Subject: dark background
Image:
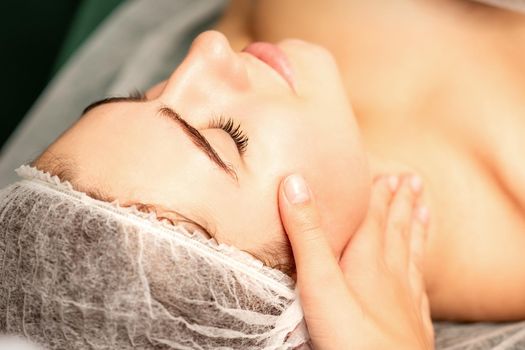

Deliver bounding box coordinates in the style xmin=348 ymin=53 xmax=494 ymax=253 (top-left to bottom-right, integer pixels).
xmin=0 ymin=0 xmax=124 ymax=150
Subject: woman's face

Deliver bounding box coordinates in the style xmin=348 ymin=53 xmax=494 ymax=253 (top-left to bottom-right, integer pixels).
xmin=37 ymin=31 xmax=370 ymax=270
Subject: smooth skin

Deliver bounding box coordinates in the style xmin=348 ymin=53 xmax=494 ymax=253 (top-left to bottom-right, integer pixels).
xmin=279 ymin=174 xmax=434 ymax=349
xmin=216 ymin=0 xmax=525 ymax=322
xmin=34 ymin=32 xmax=370 ymax=274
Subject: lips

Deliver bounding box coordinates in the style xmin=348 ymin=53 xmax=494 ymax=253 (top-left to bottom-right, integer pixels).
xmin=242 ymin=42 xmax=295 ymax=90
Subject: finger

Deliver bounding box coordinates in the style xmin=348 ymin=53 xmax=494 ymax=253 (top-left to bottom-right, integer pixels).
xmin=384 ymin=175 xmax=422 ymax=272
xmin=340 ymin=175 xmax=397 ymax=273
xmin=408 ymin=205 xmax=429 ymax=298
xmin=421 ymin=293 xmax=435 ymax=346
xmin=410 ymin=205 xmax=429 ymax=267
xmin=278 ymin=174 xmax=350 ymax=304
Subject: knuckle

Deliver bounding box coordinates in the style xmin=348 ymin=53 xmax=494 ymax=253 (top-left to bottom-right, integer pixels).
xmin=299 ymin=223 xmax=324 ymax=243
xmin=294 ymin=211 xmax=323 ymax=237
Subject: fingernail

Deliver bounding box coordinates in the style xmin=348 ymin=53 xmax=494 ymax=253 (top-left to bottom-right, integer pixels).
xmin=410 ymin=175 xmax=423 ymax=194
xmin=284 ymin=174 xmax=311 ymax=204
xmin=387 ymin=175 xmax=399 ymax=192
xmin=416 ymin=206 xmax=429 ymax=225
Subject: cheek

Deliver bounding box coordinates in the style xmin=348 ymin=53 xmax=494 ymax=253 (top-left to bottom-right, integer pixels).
xmin=203 ymin=177 xmax=283 ymax=255
xmin=259 ymin=104 xmax=309 ymax=147
xmin=254 ymin=105 xmax=370 ymax=256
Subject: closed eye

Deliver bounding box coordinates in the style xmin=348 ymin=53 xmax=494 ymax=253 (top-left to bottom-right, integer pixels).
xmin=208 ymin=116 xmax=249 ymax=155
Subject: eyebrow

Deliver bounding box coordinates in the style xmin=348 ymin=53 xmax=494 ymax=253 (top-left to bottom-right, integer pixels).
xmin=157 ymin=107 xmax=238 ymax=182
xmin=81 ymin=96 xmax=238 ymax=182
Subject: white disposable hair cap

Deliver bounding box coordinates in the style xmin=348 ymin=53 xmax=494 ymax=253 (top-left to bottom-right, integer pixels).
xmin=0 ymin=165 xmax=310 ymax=349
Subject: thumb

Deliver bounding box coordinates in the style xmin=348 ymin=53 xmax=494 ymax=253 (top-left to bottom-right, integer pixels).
xmin=279 ymin=174 xmax=348 ymax=298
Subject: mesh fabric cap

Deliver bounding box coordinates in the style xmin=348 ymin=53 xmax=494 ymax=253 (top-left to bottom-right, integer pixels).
xmin=0 ymin=166 xmax=309 ymax=349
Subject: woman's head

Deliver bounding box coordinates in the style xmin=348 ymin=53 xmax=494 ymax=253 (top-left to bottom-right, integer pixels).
xmin=34 ymin=31 xmax=370 ymax=272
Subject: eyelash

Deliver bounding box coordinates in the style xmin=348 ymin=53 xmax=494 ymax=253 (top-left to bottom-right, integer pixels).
xmin=129 ymin=91 xmax=249 ymax=154
xmin=209 ymin=117 xmax=249 ymax=155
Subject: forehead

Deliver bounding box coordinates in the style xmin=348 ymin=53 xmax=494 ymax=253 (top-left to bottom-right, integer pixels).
xmin=37 ymin=101 xmax=291 ymax=269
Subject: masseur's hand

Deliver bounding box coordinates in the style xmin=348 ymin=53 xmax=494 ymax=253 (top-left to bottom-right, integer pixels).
xmin=279 ymin=174 xmax=434 ymax=349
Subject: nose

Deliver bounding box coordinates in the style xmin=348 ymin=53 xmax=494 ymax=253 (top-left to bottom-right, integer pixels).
xmin=160 ymin=31 xmax=250 ymax=104
xmin=189 ymin=31 xmax=236 ymax=66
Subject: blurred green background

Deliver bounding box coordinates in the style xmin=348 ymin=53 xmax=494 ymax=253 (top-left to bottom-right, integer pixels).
xmin=0 ymin=0 xmax=125 ymax=150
